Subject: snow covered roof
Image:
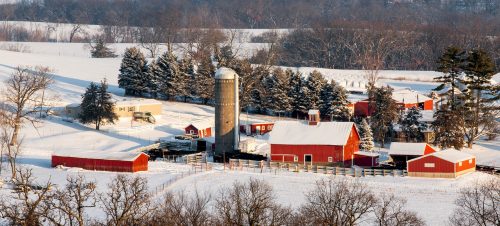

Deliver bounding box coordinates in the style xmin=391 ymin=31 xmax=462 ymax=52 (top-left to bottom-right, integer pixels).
xmin=52 ymin=151 xmax=148 ymax=161
xmin=433 ymin=84 xmax=463 ymax=96
xmin=268 ymin=121 xmax=355 ymax=145
xmin=114 ymin=99 xmax=162 ymax=106
xmin=355 ymin=151 xmax=380 ymax=157
xmin=392 ymin=89 xmax=432 ymax=104
xmin=308 ymin=109 xmax=319 ymax=115
xmin=66 ymin=103 xmax=80 ymax=108
xmin=408 ymin=149 xmax=475 ymax=163
xmin=188 ymin=120 xmax=214 ymax=130
xmin=215 ymin=67 xmax=237 ymax=79
xmin=389 ymin=142 xmax=429 ymax=156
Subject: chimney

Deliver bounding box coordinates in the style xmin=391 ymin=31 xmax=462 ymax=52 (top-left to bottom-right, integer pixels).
xmin=308 ymin=109 xmax=320 ymax=125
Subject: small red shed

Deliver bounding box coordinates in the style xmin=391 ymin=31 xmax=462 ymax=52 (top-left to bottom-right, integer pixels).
xmin=354 ymin=89 xmax=433 ymax=117
xmin=269 ymin=110 xmax=360 ymax=166
xmin=184 ymin=121 xmax=213 ymax=138
xmin=52 ymin=152 xmax=149 ymax=172
xmin=407 ymin=149 xmax=476 ymax=178
xmin=389 ymin=142 xmax=436 ymax=168
xmin=353 ymin=151 xmax=380 ymax=167
xmin=240 ymin=122 xmax=274 ymax=135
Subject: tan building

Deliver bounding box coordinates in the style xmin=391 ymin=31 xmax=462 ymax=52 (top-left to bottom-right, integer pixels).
xmin=65 ymin=99 xmax=162 ymax=119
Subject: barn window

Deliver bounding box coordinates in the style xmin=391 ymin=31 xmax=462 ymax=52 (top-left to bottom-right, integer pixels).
xmin=189 ymin=130 xmax=195 ymax=134
xmin=424 ymin=163 xmax=435 ymax=168
xmin=128 ymin=107 xmax=135 ymax=112
xmin=304 ymin=155 xmax=312 ymax=162
xmin=294 ymin=156 xmax=298 ymax=162
xmin=328 ymin=157 xmax=333 ymax=162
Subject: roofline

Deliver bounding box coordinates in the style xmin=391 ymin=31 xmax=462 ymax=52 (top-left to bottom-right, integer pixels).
xmin=52 ymin=152 xmax=149 ymax=162
xmin=407 ymin=153 xmax=475 ymax=163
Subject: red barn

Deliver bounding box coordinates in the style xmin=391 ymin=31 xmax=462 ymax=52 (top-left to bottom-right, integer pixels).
xmin=354 ymin=89 xmax=433 ymax=117
xmin=240 ymin=122 xmax=274 ymax=135
xmin=184 ymin=121 xmax=213 ymax=138
xmin=269 ymin=111 xmax=360 ymax=166
xmin=407 ymin=150 xmax=476 ymax=178
xmin=52 ymin=152 xmax=149 ymax=172
xmin=389 ymin=142 xmax=436 ymax=168
xmin=353 ymin=151 xmax=380 ymax=167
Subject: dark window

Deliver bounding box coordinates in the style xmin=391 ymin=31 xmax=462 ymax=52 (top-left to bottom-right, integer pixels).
xmin=305 ymin=155 xmax=312 ymax=162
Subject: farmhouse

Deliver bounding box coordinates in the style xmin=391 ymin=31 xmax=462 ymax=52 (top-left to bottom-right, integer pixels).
xmin=389 ymin=142 xmax=436 ymax=168
xmin=269 ymin=110 xmax=360 ymax=166
xmin=184 ymin=121 xmax=214 ymax=138
xmin=407 ymin=150 xmax=476 ymax=178
xmin=354 ymin=89 xmax=433 ymax=117
xmin=51 ymin=152 xmax=149 ymax=172
xmin=240 ymin=122 xmax=274 ymax=135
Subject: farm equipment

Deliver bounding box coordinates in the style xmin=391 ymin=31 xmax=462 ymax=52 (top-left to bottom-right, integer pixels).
xmin=133 ymin=111 xmax=156 ymax=124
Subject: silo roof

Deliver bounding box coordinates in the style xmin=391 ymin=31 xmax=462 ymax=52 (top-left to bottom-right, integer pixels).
xmin=215 ymin=67 xmax=237 ymax=79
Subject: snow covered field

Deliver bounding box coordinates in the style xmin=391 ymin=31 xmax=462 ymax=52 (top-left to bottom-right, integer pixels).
xmin=0 ymin=43 xmax=499 ymax=225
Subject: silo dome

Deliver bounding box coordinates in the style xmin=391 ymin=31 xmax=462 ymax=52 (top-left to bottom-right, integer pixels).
xmin=215 ymin=67 xmax=237 ymax=80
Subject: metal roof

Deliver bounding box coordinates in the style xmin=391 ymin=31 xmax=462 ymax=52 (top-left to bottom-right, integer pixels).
xmin=269 ymin=121 xmax=355 ymax=146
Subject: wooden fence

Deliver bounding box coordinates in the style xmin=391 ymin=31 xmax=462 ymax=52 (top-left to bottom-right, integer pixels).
xmin=229 ymin=159 xmax=407 ymax=177
xmin=150 ymin=162 xmax=212 ymax=197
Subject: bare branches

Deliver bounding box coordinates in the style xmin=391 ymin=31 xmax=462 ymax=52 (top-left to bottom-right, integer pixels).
xmin=152 ymin=190 xmax=213 ymax=226
xmin=374 ymin=194 xmax=425 ymax=226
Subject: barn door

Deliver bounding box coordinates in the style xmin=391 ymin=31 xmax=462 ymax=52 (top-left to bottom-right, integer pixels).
xmin=304 ymin=154 xmax=312 ymax=166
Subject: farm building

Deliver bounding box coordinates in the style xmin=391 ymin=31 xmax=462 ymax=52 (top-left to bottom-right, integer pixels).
xmin=389 ymin=142 xmax=436 ymax=168
xmin=240 ymin=122 xmax=274 ymax=135
xmin=354 ymin=89 xmax=433 ymax=117
xmin=407 ymin=149 xmax=476 ymax=178
xmin=185 ymin=121 xmax=214 ymax=138
xmin=64 ymin=99 xmax=162 ymax=120
xmin=51 ymin=152 xmax=149 ymax=172
xmin=269 ymin=110 xmax=360 ymax=166
xmin=353 ymin=151 xmax=380 ymax=167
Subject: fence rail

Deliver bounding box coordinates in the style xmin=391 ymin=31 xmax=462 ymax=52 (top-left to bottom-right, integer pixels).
xmin=229 ymin=159 xmax=407 ymax=177
xmin=150 ymin=162 xmax=212 ymax=197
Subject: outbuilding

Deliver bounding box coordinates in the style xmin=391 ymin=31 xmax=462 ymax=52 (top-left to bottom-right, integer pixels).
xmin=240 ymin=122 xmax=274 ymax=135
xmin=269 ymin=110 xmax=360 ymax=166
xmin=184 ymin=121 xmax=213 ymax=138
xmin=389 ymin=142 xmax=436 ymax=168
xmin=407 ymin=150 xmax=476 ymax=178
xmin=51 ymin=152 xmax=149 ymax=172
xmin=353 ymin=151 xmax=380 ymax=167
xmin=354 ymin=89 xmax=433 ymax=117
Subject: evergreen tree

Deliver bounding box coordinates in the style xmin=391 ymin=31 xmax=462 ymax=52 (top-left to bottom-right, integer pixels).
xmin=289 ymin=71 xmax=306 ymax=117
xmin=265 ymin=68 xmax=291 ymax=115
xmin=358 ymin=118 xmax=374 ymax=151
xmin=461 ymin=49 xmax=499 ymax=148
xmin=434 ymin=46 xmax=465 ymax=109
xmin=118 ymin=47 xmax=149 ymax=96
xmin=232 ymin=59 xmax=255 ymax=111
xmin=79 ymin=80 xmax=118 ymax=130
xmin=156 ymin=52 xmax=182 ymax=100
xmin=177 ymin=57 xmax=192 ymax=102
xmin=320 ymin=80 xmax=351 ymax=121
xmin=90 ymin=39 xmax=117 ymax=58
xmin=432 ymin=104 xmax=465 ymax=149
xmin=196 ymin=57 xmax=215 ymax=105
xmin=371 ymin=86 xmax=399 ymax=148
xmin=305 ymin=70 xmax=327 ymax=110
xmin=147 ymin=59 xmax=161 ymax=98
xmin=400 ymin=107 xmax=427 ymax=142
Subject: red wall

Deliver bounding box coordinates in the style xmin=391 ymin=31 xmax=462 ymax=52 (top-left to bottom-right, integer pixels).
xmin=354 ymin=155 xmax=379 ymax=167
xmin=344 ymin=125 xmax=360 ymax=164
xmin=408 ymin=155 xmax=455 ymax=173
xmin=185 ymin=125 xmax=199 ymax=135
xmin=424 ymin=100 xmax=433 ymax=110
xmin=424 ymin=144 xmax=436 ymax=155
xmin=354 ymin=101 xmax=373 ymax=117
xmin=184 ymin=125 xmax=212 ymax=138
xmin=240 ymin=123 xmax=274 ymax=135
xmin=52 ymin=154 xmax=149 ymax=172
xmin=455 ymin=158 xmax=475 ymax=172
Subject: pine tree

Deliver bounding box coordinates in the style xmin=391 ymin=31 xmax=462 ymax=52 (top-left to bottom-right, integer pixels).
xmin=434 ymin=46 xmax=465 ymax=109
xmin=400 ymin=107 xmax=427 ymax=142
xmin=196 ymin=57 xmax=215 ymax=105
xmin=289 ymin=71 xmax=306 ymax=117
xmin=266 ymin=68 xmax=291 ymax=116
xmin=147 ymin=59 xmax=161 ymax=98
xmin=305 ymin=70 xmax=326 ymax=110
xmin=371 ymin=86 xmax=399 ymax=148
xmin=79 ymin=80 xmax=118 ymax=130
xmin=90 ymin=39 xmax=117 ymax=58
xmin=358 ymin=118 xmax=374 ymax=151
xmin=118 ymin=47 xmax=149 ymax=96
xmin=432 ymin=104 xmax=465 ymax=149
xmin=156 ymin=52 xmax=181 ymax=100
xmin=320 ymin=80 xmax=351 ymax=121
xmin=232 ymin=59 xmax=255 ymax=111
xmin=177 ymin=57 xmax=191 ymax=102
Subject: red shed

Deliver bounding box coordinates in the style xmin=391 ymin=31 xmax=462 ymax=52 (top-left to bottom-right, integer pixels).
xmin=52 ymin=152 xmax=149 ymax=172
xmin=354 ymin=89 xmax=433 ymax=117
xmin=354 ymin=151 xmax=380 ymax=167
xmin=407 ymin=149 xmax=476 ymax=178
xmin=269 ymin=111 xmax=360 ymax=166
xmin=184 ymin=121 xmax=213 ymax=138
xmin=240 ymin=122 xmax=274 ymax=135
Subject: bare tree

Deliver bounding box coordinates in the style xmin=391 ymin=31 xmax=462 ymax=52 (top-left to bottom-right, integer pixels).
xmin=138 ymin=26 xmax=164 ymax=58
xmin=0 ymin=127 xmax=22 ymax=179
xmin=214 ymin=178 xmax=293 ymax=226
xmin=299 ymin=178 xmax=377 ymax=226
xmin=99 ymin=175 xmax=152 ymax=226
xmin=2 ymin=66 xmax=54 ymax=145
xmin=69 ymin=24 xmax=86 ymax=43
xmin=45 ymin=175 xmax=97 ymax=226
xmin=449 ymin=178 xmax=500 ymax=226
xmin=374 ymin=194 xmax=425 ymax=226
xmin=0 ymin=168 xmax=53 ymax=226
xmin=152 ymin=190 xmax=212 ymax=225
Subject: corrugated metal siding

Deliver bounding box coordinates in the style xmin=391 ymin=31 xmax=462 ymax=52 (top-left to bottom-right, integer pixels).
xmin=270 ymin=144 xmax=343 ymax=163
xmin=408 ymin=155 xmax=454 ymax=173
xmin=424 ymin=144 xmax=436 ymax=155
xmin=455 ymin=157 xmax=475 ymax=172
xmin=52 ymin=154 xmax=148 ymax=172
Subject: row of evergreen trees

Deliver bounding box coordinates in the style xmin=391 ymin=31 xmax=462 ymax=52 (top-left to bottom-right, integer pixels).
xmin=117 ymin=47 xmax=351 ymax=121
